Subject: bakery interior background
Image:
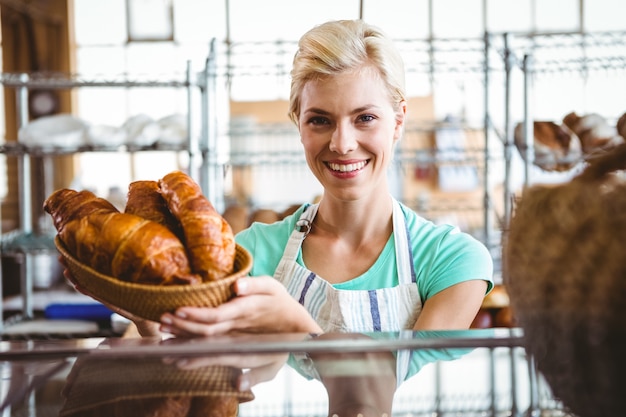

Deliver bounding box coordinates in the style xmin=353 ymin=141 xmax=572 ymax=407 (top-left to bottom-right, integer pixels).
xmin=0 ymin=0 xmax=624 ymax=237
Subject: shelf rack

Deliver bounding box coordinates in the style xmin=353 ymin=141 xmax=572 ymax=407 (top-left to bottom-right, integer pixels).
xmin=0 ymin=54 xmax=221 ymax=326
xmin=484 ymin=31 xmax=626 ymax=289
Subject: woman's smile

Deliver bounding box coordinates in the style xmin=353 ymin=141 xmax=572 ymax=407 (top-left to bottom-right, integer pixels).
xmin=326 ymin=159 xmax=370 ymax=175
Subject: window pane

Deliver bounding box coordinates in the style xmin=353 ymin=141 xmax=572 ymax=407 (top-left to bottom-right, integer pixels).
xmin=127 ymin=0 xmax=174 ymax=41
xmin=125 ymin=42 xmax=182 ymax=74
xmin=174 ymin=0 xmax=227 ymax=42
xmin=432 ymin=0 xmax=483 ymax=38
xmin=75 ymin=47 xmax=128 ymax=125
xmin=228 ymin=0 xmax=360 ymax=42
xmin=536 ymin=0 xmax=579 ymax=32
xmin=75 ymin=46 xmax=127 ymax=76
xmin=74 ymin=0 xmax=127 ymax=45
xmin=584 ymin=0 xmax=626 ymax=31
xmin=486 ymin=0 xmax=532 ymax=34
xmin=363 ymin=0 xmax=430 ymax=39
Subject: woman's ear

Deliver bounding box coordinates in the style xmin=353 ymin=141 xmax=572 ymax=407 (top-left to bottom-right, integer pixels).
xmin=393 ymin=100 xmax=407 ymax=141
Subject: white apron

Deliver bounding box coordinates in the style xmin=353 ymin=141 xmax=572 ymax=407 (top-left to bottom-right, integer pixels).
xmin=275 ymin=199 xmax=422 ymax=384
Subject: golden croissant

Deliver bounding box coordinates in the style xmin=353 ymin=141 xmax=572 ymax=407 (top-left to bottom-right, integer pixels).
xmin=44 ymin=188 xmax=200 ymax=285
xmin=159 ymin=170 xmax=236 ymax=282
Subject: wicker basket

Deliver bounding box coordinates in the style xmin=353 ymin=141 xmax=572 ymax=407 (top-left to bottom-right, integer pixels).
xmin=504 ymin=143 xmax=626 ymax=417
xmin=55 ymin=236 xmax=253 ymax=322
xmin=60 ymin=357 xmax=254 ymax=417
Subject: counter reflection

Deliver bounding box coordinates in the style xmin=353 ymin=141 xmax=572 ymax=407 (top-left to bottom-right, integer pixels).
xmin=54 ymin=329 xmax=514 ymax=417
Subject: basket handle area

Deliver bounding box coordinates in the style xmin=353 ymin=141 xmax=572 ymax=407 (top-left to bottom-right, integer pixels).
xmin=577 ymin=142 xmax=626 ymax=181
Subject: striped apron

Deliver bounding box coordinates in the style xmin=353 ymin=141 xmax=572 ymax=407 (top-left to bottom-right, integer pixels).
xmin=275 ymin=199 xmax=422 ymax=384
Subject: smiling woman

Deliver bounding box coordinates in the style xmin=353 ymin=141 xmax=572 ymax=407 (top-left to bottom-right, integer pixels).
xmin=97 ymin=21 xmax=495 ymax=359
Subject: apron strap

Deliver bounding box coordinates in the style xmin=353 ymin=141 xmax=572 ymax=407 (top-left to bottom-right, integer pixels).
xmin=275 ymin=204 xmax=318 ymax=275
xmin=391 ymin=200 xmax=416 ymax=386
xmin=392 ymin=199 xmax=416 ymax=284
xmin=278 ymin=200 xmax=414 ymax=286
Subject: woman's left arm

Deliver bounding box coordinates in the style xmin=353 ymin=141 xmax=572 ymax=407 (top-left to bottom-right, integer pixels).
xmin=159 ymin=276 xmax=324 ymax=337
xmin=412 ymin=280 xmax=487 ymax=330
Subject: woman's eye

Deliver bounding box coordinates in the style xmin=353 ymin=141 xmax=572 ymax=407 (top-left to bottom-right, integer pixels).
xmin=308 ymin=116 xmax=329 ymax=125
xmin=358 ymin=114 xmax=375 ymax=123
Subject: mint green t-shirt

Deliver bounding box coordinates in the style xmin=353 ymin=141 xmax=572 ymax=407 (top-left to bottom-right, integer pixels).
xmin=235 ymin=202 xmax=494 ymax=304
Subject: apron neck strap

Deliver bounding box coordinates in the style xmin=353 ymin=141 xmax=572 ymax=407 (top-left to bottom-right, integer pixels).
xmin=283 ymin=200 xmax=415 ymax=283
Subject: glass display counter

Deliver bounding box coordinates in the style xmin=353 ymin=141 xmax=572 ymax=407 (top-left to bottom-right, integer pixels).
xmin=0 ymin=328 xmax=571 ymax=417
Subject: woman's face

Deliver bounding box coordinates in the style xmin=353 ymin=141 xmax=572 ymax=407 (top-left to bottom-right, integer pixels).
xmin=297 ymin=67 xmax=406 ymax=202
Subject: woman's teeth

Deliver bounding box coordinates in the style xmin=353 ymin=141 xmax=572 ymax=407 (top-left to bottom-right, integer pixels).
xmin=328 ymin=161 xmax=366 ymax=172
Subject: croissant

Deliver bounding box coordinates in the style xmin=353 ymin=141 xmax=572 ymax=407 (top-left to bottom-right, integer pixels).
xmin=563 ymin=111 xmax=624 ymax=154
xmin=45 ymin=189 xmax=200 ymax=286
xmin=514 ymin=121 xmax=582 ymax=171
xmin=125 ymin=180 xmax=184 ymax=241
xmin=44 ymin=188 xmax=119 ymax=235
xmin=159 ymin=170 xmax=235 ymax=281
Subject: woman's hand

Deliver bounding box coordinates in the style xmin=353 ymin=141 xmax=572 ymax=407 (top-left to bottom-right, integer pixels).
xmin=159 ymin=276 xmax=323 ymax=337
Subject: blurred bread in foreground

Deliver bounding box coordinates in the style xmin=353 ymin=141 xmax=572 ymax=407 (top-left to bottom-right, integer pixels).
xmin=504 ymin=142 xmax=626 ymax=417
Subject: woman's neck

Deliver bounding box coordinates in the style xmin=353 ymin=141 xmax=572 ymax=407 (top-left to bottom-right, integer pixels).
xmin=313 ymin=193 xmax=394 ymax=243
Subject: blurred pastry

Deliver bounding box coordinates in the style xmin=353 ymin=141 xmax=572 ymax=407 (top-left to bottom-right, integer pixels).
xmin=563 ymin=111 xmax=624 ymax=155
xmin=222 ymin=203 xmax=249 ymax=235
xmin=249 ymin=208 xmax=280 ymax=225
xmin=514 ymin=120 xmax=582 ymax=171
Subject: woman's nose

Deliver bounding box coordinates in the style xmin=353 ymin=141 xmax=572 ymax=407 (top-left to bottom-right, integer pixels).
xmin=329 ymin=123 xmax=357 ymax=155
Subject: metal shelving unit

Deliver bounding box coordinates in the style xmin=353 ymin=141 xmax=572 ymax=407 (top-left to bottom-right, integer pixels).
xmin=487 ymin=30 xmax=626 ymax=287
xmin=491 ymin=30 xmax=626 ymax=202
xmin=0 ymin=54 xmax=219 ymax=327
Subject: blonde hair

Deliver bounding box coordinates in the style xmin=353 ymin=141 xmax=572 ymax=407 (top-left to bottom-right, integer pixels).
xmin=288 ymin=19 xmax=406 ymax=124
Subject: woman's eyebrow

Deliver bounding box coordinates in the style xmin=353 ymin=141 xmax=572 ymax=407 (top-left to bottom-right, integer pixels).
xmin=303 ymin=104 xmax=380 ymax=115
xmin=302 ymin=107 xmax=330 ymax=115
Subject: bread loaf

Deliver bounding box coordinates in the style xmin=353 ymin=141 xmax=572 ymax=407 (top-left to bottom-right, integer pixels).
xmin=45 ymin=188 xmax=119 ymax=235
xmin=159 ymin=171 xmax=236 ymax=281
xmin=125 ymin=180 xmax=184 ymax=241
xmin=44 ymin=189 xmax=200 ymax=286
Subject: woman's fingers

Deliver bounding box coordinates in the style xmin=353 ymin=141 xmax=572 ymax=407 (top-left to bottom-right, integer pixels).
xmin=160 ymin=315 xmax=235 ymax=337
xmin=234 ymin=276 xmax=286 ymax=296
xmin=160 ymin=278 xmax=281 ymax=336
xmin=160 ymin=275 xmax=322 ymax=336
